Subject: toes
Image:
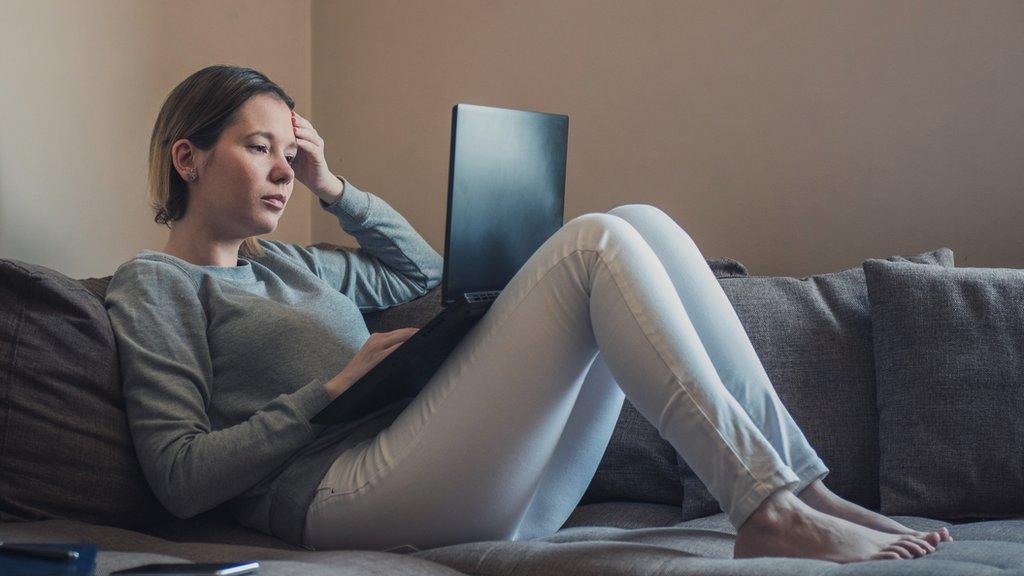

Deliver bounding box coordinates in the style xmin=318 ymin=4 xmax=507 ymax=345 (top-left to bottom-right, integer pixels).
xmin=906 ymin=535 xmax=935 ymax=553
xmin=897 ymin=539 xmax=928 ymax=558
xmin=887 ymin=543 xmax=914 ymax=559
xmin=872 ymin=551 xmax=903 ymax=561
xmin=941 ymin=527 xmax=954 ymax=542
xmin=918 ymin=530 xmax=942 ymax=547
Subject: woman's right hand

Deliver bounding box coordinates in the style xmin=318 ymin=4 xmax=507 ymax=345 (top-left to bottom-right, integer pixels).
xmin=324 ymin=327 xmax=419 ymax=399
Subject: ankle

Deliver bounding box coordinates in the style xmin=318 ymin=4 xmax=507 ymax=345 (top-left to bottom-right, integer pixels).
xmin=796 ymin=479 xmax=833 ymax=508
xmin=739 ymin=487 xmax=803 ymax=534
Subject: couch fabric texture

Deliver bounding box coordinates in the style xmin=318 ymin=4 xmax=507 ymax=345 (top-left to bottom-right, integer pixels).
xmin=864 ymin=258 xmax=1024 ymax=520
xmin=5 ymin=502 xmax=1024 ymax=575
xmin=0 ymin=259 xmax=171 ymax=528
xmin=3 ymin=245 xmax=1024 ymax=576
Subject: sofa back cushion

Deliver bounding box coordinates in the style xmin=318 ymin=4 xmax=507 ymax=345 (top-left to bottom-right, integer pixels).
xmin=675 ymin=248 xmax=955 ymax=520
xmin=0 ymin=259 xmax=170 ymax=527
xmin=865 ymin=260 xmax=1024 ymax=519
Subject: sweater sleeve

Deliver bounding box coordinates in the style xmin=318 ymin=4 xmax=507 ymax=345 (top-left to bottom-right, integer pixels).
xmin=104 ymin=259 xmax=334 ymax=519
xmin=260 ymin=175 xmax=443 ymax=313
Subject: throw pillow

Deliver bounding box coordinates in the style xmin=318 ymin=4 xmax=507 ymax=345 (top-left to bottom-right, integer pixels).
xmin=0 ymin=259 xmax=171 ymax=527
xmin=676 ymin=248 xmax=955 ymax=520
xmin=865 ymin=259 xmax=1024 ymax=519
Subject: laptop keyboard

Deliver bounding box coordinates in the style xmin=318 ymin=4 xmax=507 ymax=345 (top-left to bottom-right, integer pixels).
xmin=464 ymin=290 xmax=501 ymax=303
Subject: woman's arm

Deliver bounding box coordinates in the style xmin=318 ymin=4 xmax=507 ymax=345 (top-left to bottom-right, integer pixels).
xmin=104 ymin=259 xmax=333 ymax=519
xmin=262 ymin=175 xmax=444 ymax=312
xmin=284 ymin=112 xmax=442 ymax=310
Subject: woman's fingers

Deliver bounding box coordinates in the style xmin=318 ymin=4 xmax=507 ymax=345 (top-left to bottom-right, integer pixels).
xmin=292 ymin=125 xmax=324 ymax=146
xmin=379 ymin=331 xmax=418 ymax=358
xmin=292 ymin=110 xmax=312 ymax=129
xmin=373 ymin=328 xmax=419 ymax=347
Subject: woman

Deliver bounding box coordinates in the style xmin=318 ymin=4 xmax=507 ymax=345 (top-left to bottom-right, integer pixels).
xmin=105 ymin=65 xmax=950 ymax=563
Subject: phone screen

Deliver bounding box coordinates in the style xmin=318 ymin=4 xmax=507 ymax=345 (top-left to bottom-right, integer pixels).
xmin=110 ymin=561 xmax=260 ymax=575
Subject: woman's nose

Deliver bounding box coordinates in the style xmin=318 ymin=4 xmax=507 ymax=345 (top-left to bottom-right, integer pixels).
xmin=274 ymin=160 xmax=293 ymax=183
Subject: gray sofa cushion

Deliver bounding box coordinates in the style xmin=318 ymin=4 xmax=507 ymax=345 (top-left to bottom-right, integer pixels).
xmin=5 ymin=499 xmax=1024 ymax=575
xmin=0 ymin=519 xmax=464 ymax=575
xmin=676 ymin=248 xmax=955 ymax=520
xmin=414 ymin=508 xmax=1024 ymax=576
xmin=0 ymin=259 xmax=171 ymax=528
xmin=864 ymin=259 xmax=1024 ymax=520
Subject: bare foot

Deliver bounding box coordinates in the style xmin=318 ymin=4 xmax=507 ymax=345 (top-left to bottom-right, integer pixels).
xmin=734 ymin=487 xmax=941 ymax=563
xmin=797 ymin=479 xmax=953 ymax=545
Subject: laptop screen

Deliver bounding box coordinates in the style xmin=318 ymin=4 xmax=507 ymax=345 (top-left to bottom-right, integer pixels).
xmin=442 ymin=103 xmax=569 ymax=306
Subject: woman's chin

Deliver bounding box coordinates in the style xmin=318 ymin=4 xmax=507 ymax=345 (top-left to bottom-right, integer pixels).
xmin=255 ymin=214 xmax=280 ymax=233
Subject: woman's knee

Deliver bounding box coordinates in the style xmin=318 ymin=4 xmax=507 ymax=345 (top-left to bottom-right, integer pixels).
xmin=607 ymin=204 xmax=697 ymax=248
xmin=607 ymin=203 xmax=667 ymax=222
xmin=558 ymin=212 xmax=641 ymax=252
xmin=609 ymin=203 xmax=690 ymax=232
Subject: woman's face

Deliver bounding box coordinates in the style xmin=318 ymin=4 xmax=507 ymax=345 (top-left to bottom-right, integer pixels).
xmin=176 ymin=93 xmax=297 ymax=238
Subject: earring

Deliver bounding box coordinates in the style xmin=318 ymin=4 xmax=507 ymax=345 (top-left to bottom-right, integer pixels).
xmin=187 ymin=168 xmax=197 ymax=181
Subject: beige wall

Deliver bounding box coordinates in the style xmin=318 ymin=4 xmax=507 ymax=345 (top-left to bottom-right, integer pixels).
xmin=0 ymin=0 xmax=313 ymax=279
xmin=312 ymin=0 xmax=1024 ymax=276
xmin=1 ymin=1 xmax=1022 ymax=279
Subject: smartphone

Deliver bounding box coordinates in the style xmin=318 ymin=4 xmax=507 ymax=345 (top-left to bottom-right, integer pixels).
xmin=109 ymin=561 xmax=260 ymax=575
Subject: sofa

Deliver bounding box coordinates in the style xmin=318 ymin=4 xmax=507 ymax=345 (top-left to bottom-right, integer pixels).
xmin=2 ymin=242 xmax=1024 ymax=575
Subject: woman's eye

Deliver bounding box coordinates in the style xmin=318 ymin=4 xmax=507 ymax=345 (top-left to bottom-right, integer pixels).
xmin=251 ymin=145 xmax=294 ymax=165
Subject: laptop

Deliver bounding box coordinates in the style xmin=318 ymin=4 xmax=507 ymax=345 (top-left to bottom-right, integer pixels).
xmin=311 ymin=103 xmax=569 ymax=426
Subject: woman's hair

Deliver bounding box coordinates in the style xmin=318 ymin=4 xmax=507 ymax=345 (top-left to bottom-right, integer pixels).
xmin=147 ymin=65 xmax=296 ymax=260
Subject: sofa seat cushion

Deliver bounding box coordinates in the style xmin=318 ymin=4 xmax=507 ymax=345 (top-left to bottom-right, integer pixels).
xmin=6 ymin=506 xmax=1024 ymax=575
xmin=0 ymin=518 xmax=461 ymax=574
xmin=415 ymin=510 xmax=1024 ymax=576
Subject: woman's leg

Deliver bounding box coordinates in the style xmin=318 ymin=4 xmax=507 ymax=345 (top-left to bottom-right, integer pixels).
xmin=302 ymin=211 xmax=801 ymax=552
xmin=508 ymin=352 xmax=625 ymax=540
xmin=604 ymin=205 xmax=830 ymax=495
xmin=517 ymin=206 xmax=942 ymax=559
xmin=513 ymin=205 xmax=830 ymax=538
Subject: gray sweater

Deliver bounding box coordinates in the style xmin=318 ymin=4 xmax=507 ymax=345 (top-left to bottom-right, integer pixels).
xmin=104 ymin=177 xmax=443 ymax=548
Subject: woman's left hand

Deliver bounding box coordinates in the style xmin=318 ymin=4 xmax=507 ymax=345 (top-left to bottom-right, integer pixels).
xmin=291 ymin=110 xmax=343 ymax=201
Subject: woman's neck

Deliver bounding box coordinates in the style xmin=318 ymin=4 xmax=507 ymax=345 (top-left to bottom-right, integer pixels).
xmin=163 ymin=218 xmax=243 ymax=267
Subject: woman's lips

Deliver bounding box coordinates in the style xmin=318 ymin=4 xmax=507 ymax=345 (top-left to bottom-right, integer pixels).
xmin=262 ymin=197 xmax=285 ymax=210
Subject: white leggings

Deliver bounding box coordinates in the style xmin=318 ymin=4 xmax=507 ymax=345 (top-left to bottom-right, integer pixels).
xmin=302 ymin=204 xmax=829 ymax=552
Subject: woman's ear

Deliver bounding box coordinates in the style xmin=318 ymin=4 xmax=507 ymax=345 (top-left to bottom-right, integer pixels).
xmin=170 ymin=139 xmax=197 ymax=178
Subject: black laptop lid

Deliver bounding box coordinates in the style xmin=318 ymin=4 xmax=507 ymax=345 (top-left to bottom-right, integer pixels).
xmin=441 ymin=103 xmax=568 ymax=306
